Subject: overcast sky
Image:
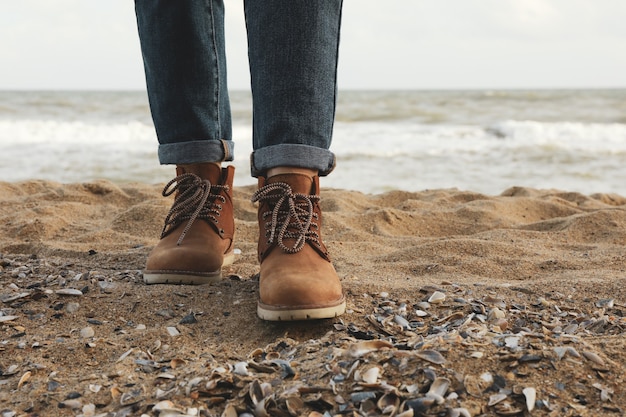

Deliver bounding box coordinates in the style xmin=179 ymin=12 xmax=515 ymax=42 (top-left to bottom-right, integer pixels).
xmin=2 ymin=0 xmax=626 ymax=90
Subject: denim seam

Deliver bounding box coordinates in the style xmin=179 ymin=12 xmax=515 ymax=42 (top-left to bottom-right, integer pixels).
xmin=208 ymin=0 xmax=222 ymax=140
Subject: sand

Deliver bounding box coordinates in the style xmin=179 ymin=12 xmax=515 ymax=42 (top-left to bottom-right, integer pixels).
xmin=0 ymin=179 xmax=624 ymax=415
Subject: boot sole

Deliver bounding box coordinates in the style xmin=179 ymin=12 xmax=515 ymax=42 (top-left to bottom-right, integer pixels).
xmin=257 ymin=297 xmax=346 ymax=321
xmin=143 ymin=251 xmax=235 ymax=285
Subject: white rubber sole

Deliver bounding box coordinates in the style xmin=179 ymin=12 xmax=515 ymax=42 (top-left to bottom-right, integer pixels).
xmin=143 ymin=251 xmax=235 ymax=285
xmin=257 ymin=297 xmax=346 ymax=321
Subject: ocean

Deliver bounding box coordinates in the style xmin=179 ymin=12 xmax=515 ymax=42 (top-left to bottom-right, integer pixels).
xmin=1 ymin=89 xmax=625 ymax=196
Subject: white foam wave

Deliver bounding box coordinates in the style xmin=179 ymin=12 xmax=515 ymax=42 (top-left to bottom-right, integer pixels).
xmin=2 ymin=118 xmax=626 ymax=194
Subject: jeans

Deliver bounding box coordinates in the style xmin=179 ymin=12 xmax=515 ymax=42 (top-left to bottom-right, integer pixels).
xmin=135 ymin=0 xmax=343 ymax=177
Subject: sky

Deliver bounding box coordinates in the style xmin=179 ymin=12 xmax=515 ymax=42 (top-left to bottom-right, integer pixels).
xmin=2 ymin=0 xmax=626 ymax=91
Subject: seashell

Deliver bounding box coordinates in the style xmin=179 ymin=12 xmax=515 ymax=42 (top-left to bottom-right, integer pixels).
xmin=233 ymin=361 xmax=249 ymax=376
xmin=119 ymin=389 xmax=144 ymax=406
xmin=436 ymin=311 xmax=465 ymax=324
xmin=523 ymin=387 xmax=536 ymax=412
xmin=428 ymin=291 xmax=446 ymax=304
xmin=4 ymin=365 xmax=19 ymax=376
xmin=88 ymin=384 xmax=101 ymax=393
xmin=464 ymin=374 xmax=491 ymax=397
xmin=152 ymin=400 xmax=181 ymax=412
xmin=221 ymin=403 xmax=238 ymax=417
xmin=268 ymin=359 xmax=296 ymax=379
xmin=493 ymin=401 xmax=524 ymax=415
xmin=55 ymin=288 xmax=84 ymax=296
xmin=377 ymin=392 xmax=400 ymax=414
xmin=59 ymin=399 xmax=82 ymax=409
xmin=553 ymin=347 xmax=567 ymax=360
xmin=110 ymin=385 xmax=122 ymax=400
xmin=248 ymin=379 xmax=273 ymax=406
xmin=449 ymin=408 xmax=472 ymax=417
xmin=350 ymin=391 xmax=377 ymax=403
xmin=394 ymin=315 xmax=410 ymax=329
xmin=360 ymin=366 xmax=380 ymax=384
xmin=469 ymin=351 xmax=484 ymax=358
xmin=415 ymin=349 xmax=446 ymax=365
xmin=414 ymin=309 xmax=429 ymax=317
xmin=285 ymin=396 xmax=304 ymax=416
xmin=518 ymin=354 xmax=542 ymax=363
xmin=582 ymin=351 xmax=605 ymax=366
xmin=488 ymin=308 xmax=506 ymax=321
xmin=415 ymin=301 xmax=431 ymax=310
xmin=166 ymin=326 xmax=180 ymax=337
xmin=80 ymin=327 xmax=95 ymax=338
xmin=0 ymin=315 xmax=18 ymax=322
xmin=425 ymin=377 xmax=450 ymax=404
xmin=170 ymin=358 xmax=186 ymax=368
xmin=17 ymin=371 xmax=31 ymax=389
xmin=562 ymin=323 xmax=578 ymax=334
xmin=488 ymin=393 xmax=508 ymax=406
xmin=81 ymin=403 xmax=96 ymax=417
xmin=347 ymin=340 xmax=393 ymax=357
xmin=595 ymin=298 xmax=614 ymax=308
xmin=404 ymin=397 xmax=436 ymax=413
xmin=504 ymin=336 xmax=520 ymax=349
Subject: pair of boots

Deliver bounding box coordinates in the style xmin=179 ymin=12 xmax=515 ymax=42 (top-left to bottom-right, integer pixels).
xmin=144 ymin=164 xmax=345 ymax=321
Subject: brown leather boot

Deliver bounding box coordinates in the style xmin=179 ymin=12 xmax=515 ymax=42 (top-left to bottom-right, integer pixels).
xmin=252 ymin=173 xmax=345 ymax=321
xmin=144 ymin=164 xmax=235 ymax=285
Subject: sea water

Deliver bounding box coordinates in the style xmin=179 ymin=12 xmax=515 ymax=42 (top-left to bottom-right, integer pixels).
xmin=1 ymin=89 xmax=625 ymax=195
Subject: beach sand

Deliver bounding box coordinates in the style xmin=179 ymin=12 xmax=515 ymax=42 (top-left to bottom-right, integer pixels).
xmin=0 ymin=180 xmax=624 ymax=415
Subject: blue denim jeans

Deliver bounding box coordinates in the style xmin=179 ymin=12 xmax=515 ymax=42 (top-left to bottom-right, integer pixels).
xmin=135 ymin=0 xmax=342 ymax=177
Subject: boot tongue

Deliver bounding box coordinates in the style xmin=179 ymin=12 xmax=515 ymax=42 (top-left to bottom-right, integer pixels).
xmin=266 ymin=173 xmax=314 ymax=195
xmin=177 ymin=163 xmax=223 ymax=185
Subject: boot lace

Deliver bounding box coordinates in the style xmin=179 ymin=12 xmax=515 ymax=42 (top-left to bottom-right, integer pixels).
xmin=252 ymin=182 xmax=321 ymax=253
xmin=160 ymin=173 xmax=228 ymax=245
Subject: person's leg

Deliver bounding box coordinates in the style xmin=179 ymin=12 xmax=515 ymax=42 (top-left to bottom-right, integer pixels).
xmin=135 ymin=0 xmax=235 ymax=285
xmin=135 ymin=0 xmax=233 ymax=164
xmin=245 ymin=0 xmax=345 ymax=320
xmin=245 ymin=0 xmax=341 ymax=176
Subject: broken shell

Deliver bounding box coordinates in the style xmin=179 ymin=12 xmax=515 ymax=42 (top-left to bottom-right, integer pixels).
xmin=80 ymin=326 xmax=95 ymax=338
xmin=428 ymin=291 xmax=446 ymax=304
xmin=59 ymin=399 xmax=82 ymax=409
xmin=17 ymin=371 xmax=31 ymax=389
xmin=582 ymin=351 xmax=605 ymax=366
xmin=233 ymin=361 xmax=249 ymax=376
xmin=493 ymin=401 xmax=524 ymax=415
xmin=170 ymin=358 xmax=186 ymax=368
xmin=55 ymin=288 xmax=84 ymax=296
xmin=488 ymin=393 xmax=508 ymax=406
xmin=166 ymin=326 xmax=180 ymax=337
xmin=595 ymin=298 xmax=614 ymax=308
xmin=119 ymin=389 xmax=144 ymax=406
xmin=360 ymin=366 xmax=380 ymax=384
xmin=415 ymin=349 xmax=446 ymax=365
xmin=523 ymin=387 xmax=536 ymax=412
xmin=377 ymin=392 xmax=400 ymax=414
xmin=426 ymin=377 xmax=450 ymax=404
xmin=347 ymin=340 xmax=393 ymax=357
xmin=221 ymin=403 xmax=238 ymax=417
xmin=488 ymin=307 xmax=505 ymax=321
xmin=285 ymin=396 xmax=304 ymax=416
xmin=449 ymin=408 xmax=472 ymax=417
xmin=464 ymin=374 xmax=491 ymax=397
xmin=404 ymin=397 xmax=436 ymax=414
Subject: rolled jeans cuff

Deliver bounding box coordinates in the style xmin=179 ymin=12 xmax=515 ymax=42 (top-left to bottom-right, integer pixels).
xmin=250 ymin=144 xmax=336 ymax=177
xmin=158 ymin=139 xmax=234 ymax=165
